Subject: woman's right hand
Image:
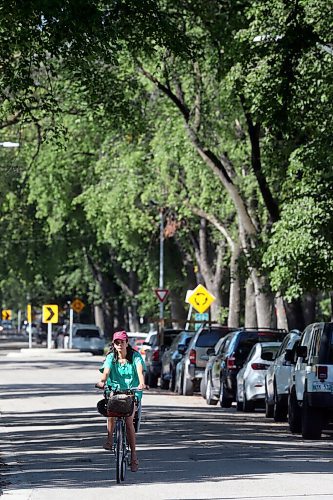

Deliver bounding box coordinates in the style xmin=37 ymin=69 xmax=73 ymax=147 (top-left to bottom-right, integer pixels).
xmin=95 ymin=381 xmax=105 ymax=389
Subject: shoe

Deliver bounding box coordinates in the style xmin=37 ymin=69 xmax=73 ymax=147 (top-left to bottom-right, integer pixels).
xmin=103 ymin=439 xmax=113 ymax=451
xmin=130 ymin=458 xmax=139 ymax=472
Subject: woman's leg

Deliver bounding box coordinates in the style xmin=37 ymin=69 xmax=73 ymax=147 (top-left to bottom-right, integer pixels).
xmin=126 ymin=407 xmax=138 ymax=471
xmin=104 ymin=417 xmax=115 ymax=449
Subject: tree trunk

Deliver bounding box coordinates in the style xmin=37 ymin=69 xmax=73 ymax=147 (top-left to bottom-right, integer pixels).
xmin=302 ymin=292 xmax=316 ymax=325
xmin=169 ymin=290 xmax=187 ymax=328
xmin=127 ymin=300 xmax=140 ymax=332
xmin=245 ymin=276 xmax=257 ymax=328
xmin=94 ymin=304 xmax=105 ymax=333
xmin=85 ymin=253 xmax=115 ymax=339
xmin=190 ymin=218 xmax=226 ymax=323
xmin=228 ymin=243 xmax=241 ymax=327
xmin=274 ymin=294 xmax=289 ymax=331
xmin=251 ymin=271 xmax=275 ymax=327
xmin=284 ymin=298 xmax=305 ymax=331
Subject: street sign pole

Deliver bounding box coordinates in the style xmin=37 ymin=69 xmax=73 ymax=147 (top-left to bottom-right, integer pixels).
xmin=17 ymin=309 xmax=21 ymax=334
xmin=27 ymin=304 xmax=32 ymax=349
xmin=159 ymin=209 xmax=164 ymax=345
xmin=47 ymin=322 xmax=52 ymax=349
xmin=185 ymin=304 xmax=193 ymax=331
xmin=69 ymin=307 xmax=73 ymax=349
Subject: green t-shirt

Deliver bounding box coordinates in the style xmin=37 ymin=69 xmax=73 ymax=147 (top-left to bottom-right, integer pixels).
xmin=100 ymin=351 xmax=146 ymax=400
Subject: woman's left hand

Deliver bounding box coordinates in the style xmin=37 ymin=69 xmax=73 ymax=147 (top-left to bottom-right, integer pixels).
xmin=137 ymin=383 xmax=147 ymax=390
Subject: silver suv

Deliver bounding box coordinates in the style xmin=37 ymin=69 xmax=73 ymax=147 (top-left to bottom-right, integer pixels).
xmin=288 ymin=322 xmax=333 ymax=439
xmin=178 ymin=325 xmax=234 ymax=396
xmin=265 ymin=329 xmax=301 ymax=421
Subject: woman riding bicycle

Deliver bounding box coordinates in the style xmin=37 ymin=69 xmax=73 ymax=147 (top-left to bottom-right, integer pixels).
xmin=96 ymin=330 xmax=146 ymax=472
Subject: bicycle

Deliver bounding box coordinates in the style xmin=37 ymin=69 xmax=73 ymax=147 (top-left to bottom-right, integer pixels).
xmin=96 ymin=385 xmax=142 ymax=484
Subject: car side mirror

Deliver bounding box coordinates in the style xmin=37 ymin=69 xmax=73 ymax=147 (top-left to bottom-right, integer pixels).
xmin=296 ymin=345 xmax=307 ymax=359
xmin=177 ymin=344 xmax=187 ymax=355
xmin=206 ymin=347 xmax=216 ymax=356
xmin=284 ymin=349 xmax=293 ymax=364
xmin=261 ymin=351 xmax=274 ymax=361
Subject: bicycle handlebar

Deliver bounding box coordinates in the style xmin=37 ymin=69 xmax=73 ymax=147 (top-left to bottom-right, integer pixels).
xmin=95 ymin=384 xmax=146 ymax=392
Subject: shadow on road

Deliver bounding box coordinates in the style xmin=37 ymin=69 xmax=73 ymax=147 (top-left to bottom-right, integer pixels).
xmin=1 ymin=380 xmax=333 ymax=491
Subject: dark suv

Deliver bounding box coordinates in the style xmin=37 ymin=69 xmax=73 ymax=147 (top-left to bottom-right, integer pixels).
xmin=178 ymin=325 xmax=237 ymax=396
xmin=160 ymin=330 xmax=195 ymax=390
xmin=144 ymin=328 xmax=182 ymax=388
xmin=209 ymin=328 xmax=287 ymax=407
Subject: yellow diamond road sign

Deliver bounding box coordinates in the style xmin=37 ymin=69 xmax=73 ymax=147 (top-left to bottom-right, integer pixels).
xmin=71 ymin=298 xmax=85 ymax=314
xmin=42 ymin=304 xmax=58 ymax=324
xmin=2 ymin=309 xmax=12 ymax=321
xmin=187 ymin=284 xmax=216 ymax=314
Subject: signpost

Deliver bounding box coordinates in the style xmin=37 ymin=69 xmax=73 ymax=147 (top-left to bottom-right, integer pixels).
xmin=187 ymin=284 xmax=216 ymax=314
xmin=71 ymin=298 xmax=85 ymax=314
xmin=194 ymin=312 xmax=209 ymax=330
xmin=2 ymin=309 xmax=12 ymax=321
xmin=42 ymin=304 xmax=59 ymax=349
xmin=154 ymin=289 xmax=169 ymax=303
xmin=27 ymin=304 xmax=32 ymax=348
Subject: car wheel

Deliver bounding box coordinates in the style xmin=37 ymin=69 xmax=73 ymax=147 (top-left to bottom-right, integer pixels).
xmin=243 ymin=386 xmax=255 ymax=412
xmin=235 ymin=391 xmax=243 ymax=412
xmin=273 ymin=384 xmax=287 ymax=422
xmin=301 ymin=392 xmax=323 ymax=439
xmin=200 ymin=377 xmax=206 ymax=399
xmin=177 ymin=374 xmax=183 ymax=395
xmin=183 ymin=375 xmax=194 ymax=396
xmin=219 ymin=380 xmax=232 ymax=408
xmin=170 ymin=370 xmax=176 ymax=392
xmin=265 ymin=397 xmax=274 ymax=418
xmin=206 ymin=378 xmax=218 ymax=406
xmin=288 ymin=386 xmax=302 ymax=434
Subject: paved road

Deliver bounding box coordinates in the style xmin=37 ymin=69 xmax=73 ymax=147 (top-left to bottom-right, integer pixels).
xmin=1 ymin=352 xmax=333 ymax=500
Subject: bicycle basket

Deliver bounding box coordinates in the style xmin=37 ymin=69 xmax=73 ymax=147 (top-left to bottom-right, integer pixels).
xmin=97 ymin=399 xmax=108 ymax=417
xmin=106 ymin=392 xmax=135 ymax=417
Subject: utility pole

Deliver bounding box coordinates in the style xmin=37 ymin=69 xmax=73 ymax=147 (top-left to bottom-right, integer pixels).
xmin=159 ymin=209 xmax=165 ymax=346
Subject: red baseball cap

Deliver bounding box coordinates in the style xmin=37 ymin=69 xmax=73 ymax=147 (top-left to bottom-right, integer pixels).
xmin=113 ymin=330 xmax=128 ymax=342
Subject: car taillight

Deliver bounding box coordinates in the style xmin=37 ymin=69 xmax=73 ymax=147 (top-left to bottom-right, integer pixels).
xmin=316 ymin=365 xmax=328 ymax=380
xmin=152 ymin=348 xmax=159 ymax=361
xmin=189 ymin=349 xmax=196 ymax=364
xmin=251 ymin=363 xmax=269 ymax=370
xmin=227 ymin=356 xmax=236 ymax=369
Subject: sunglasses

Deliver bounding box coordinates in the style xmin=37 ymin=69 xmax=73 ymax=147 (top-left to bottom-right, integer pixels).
xmin=114 ymin=339 xmax=127 ymax=345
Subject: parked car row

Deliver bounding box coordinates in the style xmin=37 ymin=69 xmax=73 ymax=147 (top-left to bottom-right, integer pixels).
xmin=158 ymin=321 xmax=333 ymax=440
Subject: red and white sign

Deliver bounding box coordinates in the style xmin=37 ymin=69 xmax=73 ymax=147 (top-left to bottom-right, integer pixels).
xmin=154 ymin=288 xmax=169 ymax=303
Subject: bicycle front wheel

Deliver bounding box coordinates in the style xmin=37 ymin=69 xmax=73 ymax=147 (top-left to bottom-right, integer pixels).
xmin=115 ymin=420 xmax=124 ymax=484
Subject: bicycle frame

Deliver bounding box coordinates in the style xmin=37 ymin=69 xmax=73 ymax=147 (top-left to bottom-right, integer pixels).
xmin=114 ymin=416 xmax=130 ymax=483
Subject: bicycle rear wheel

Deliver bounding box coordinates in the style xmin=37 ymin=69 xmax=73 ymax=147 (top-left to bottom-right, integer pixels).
xmin=121 ymin=438 xmax=127 ymax=481
xmin=115 ymin=420 xmax=124 ymax=484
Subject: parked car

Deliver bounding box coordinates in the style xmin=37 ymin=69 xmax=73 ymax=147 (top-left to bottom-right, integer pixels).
xmin=236 ymin=342 xmax=281 ymax=412
xmin=204 ymin=335 xmax=233 ymax=405
xmin=288 ymin=322 xmax=333 ymax=439
xmin=208 ymin=327 xmax=287 ymax=408
xmin=176 ymin=325 xmax=235 ymax=396
xmin=70 ymin=323 xmax=105 ymax=355
xmin=265 ymin=329 xmax=301 ymax=421
xmin=144 ymin=328 xmax=183 ymax=387
xmin=160 ymin=330 xmax=195 ymax=390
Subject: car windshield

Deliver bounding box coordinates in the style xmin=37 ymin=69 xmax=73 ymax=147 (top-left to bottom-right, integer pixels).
xmin=196 ymin=329 xmax=225 ymax=348
xmin=75 ymin=329 xmax=100 ymax=338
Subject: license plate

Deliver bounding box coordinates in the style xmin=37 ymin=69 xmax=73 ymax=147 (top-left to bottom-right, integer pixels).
xmin=312 ymin=382 xmax=333 ymax=392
